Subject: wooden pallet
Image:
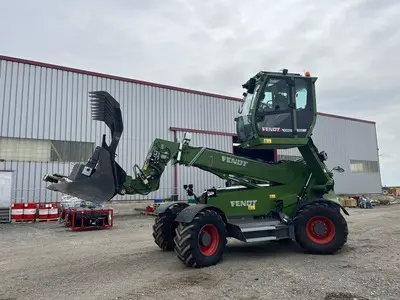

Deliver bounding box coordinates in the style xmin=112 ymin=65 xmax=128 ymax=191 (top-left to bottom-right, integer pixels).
xmin=36 ymin=218 xmax=59 ymax=222
xmin=11 ymin=219 xmax=36 ymax=223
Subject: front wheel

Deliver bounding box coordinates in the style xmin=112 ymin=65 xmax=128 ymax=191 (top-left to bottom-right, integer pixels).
xmin=152 ymin=205 xmax=186 ymax=251
xmin=173 ymin=209 xmax=227 ymax=268
xmin=294 ymin=202 xmax=348 ymax=254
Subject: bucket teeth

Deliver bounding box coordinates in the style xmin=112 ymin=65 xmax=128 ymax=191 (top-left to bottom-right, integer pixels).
xmin=87 ymin=91 xmax=123 ymax=135
xmin=89 ymin=91 xmax=112 ymax=122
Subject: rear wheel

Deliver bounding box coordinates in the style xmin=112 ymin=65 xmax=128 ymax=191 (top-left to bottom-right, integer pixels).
xmin=294 ymin=202 xmax=348 ymax=254
xmin=152 ymin=205 xmax=185 ymax=251
xmin=174 ymin=209 xmax=227 ymax=268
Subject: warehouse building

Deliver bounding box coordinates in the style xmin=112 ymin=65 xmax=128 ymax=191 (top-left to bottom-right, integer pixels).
xmin=0 ymin=55 xmax=382 ymax=204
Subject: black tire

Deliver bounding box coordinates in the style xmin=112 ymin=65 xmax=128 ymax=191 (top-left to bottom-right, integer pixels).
xmin=152 ymin=207 xmax=184 ymax=251
xmin=173 ymin=209 xmax=227 ymax=268
xmin=294 ymin=202 xmax=348 ymax=254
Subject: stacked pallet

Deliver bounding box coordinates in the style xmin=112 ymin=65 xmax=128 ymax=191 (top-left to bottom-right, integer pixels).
xmin=0 ymin=207 xmax=10 ymax=223
xmin=345 ymin=198 xmax=357 ymax=208
xmin=338 ymin=198 xmax=357 ymax=208
xmin=339 ymin=198 xmax=357 ymax=208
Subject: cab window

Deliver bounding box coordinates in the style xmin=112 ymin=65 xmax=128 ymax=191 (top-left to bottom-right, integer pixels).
xmin=295 ymin=78 xmax=308 ymax=109
xmin=256 ymin=78 xmax=290 ymax=113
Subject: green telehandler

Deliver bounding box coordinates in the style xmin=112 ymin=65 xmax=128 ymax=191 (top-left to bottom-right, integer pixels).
xmin=43 ymin=69 xmax=349 ymax=268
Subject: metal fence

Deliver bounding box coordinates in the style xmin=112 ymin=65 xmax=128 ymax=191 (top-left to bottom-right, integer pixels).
xmin=10 ymin=186 xmax=182 ymax=204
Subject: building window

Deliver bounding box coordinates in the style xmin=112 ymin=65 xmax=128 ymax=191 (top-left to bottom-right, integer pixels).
xmin=0 ymin=137 xmax=94 ymax=163
xmin=50 ymin=140 xmax=95 ymax=162
xmin=0 ymin=137 xmax=50 ymax=162
xmin=349 ymin=159 xmax=379 ymax=173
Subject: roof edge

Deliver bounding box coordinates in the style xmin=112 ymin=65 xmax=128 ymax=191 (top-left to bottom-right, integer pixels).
xmin=0 ymin=55 xmax=375 ymax=125
xmin=170 ymin=127 xmax=236 ymax=136
xmin=318 ymin=112 xmax=375 ymax=124
xmin=0 ymin=54 xmax=241 ymax=102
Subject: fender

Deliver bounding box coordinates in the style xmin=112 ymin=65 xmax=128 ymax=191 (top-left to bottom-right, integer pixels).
xmin=174 ymin=204 xmax=227 ymax=223
xmin=294 ymin=198 xmax=349 ymax=216
xmin=154 ymin=201 xmax=190 ymax=215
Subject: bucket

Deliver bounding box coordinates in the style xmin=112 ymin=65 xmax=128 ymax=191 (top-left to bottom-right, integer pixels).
xmin=154 ymin=199 xmax=164 ymax=205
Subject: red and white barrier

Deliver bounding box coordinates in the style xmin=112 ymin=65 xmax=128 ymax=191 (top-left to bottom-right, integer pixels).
xmin=48 ymin=202 xmax=59 ymax=219
xmin=23 ymin=203 xmax=37 ymax=221
xmin=10 ymin=201 xmax=61 ymax=222
xmin=36 ymin=202 xmax=59 ymax=221
xmin=11 ymin=203 xmax=24 ymax=221
xmin=38 ymin=203 xmax=51 ymax=220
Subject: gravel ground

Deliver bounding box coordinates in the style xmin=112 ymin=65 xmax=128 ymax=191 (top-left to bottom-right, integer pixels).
xmin=1 ymin=205 xmax=400 ymax=300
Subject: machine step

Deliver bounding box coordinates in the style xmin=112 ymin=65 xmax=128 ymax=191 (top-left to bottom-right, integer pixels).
xmin=227 ymin=216 xmax=294 ymax=243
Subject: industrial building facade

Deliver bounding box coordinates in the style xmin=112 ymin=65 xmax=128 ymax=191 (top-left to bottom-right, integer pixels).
xmin=0 ymin=55 xmax=382 ymax=204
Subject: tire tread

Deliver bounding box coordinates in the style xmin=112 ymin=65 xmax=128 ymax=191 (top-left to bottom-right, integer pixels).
xmin=294 ymin=201 xmax=348 ymax=254
xmin=173 ymin=209 xmax=227 ymax=268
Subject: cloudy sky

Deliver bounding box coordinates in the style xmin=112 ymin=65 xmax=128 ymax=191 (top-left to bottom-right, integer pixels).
xmin=1 ymin=0 xmax=399 ymax=186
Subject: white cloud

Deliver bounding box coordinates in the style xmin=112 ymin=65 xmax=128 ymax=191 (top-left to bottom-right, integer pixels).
xmin=0 ymin=0 xmax=399 ymax=185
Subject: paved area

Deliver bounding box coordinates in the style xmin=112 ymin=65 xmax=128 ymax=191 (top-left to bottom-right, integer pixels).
xmin=1 ymin=205 xmax=400 ymax=300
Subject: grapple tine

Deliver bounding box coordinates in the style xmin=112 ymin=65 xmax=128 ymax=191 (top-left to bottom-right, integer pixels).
xmin=87 ymin=91 xmax=124 ymax=154
xmin=89 ymin=91 xmax=109 ymax=122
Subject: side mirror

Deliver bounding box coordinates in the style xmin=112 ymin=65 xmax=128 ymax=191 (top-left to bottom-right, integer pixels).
xmin=332 ymin=166 xmax=345 ymax=173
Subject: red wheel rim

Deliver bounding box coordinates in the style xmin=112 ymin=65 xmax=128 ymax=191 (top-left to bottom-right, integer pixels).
xmin=305 ymin=216 xmax=336 ymax=244
xmin=199 ymin=224 xmax=220 ymax=256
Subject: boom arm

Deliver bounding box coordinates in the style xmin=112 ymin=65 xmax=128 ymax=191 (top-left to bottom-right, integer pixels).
xmin=122 ymin=133 xmax=314 ymax=196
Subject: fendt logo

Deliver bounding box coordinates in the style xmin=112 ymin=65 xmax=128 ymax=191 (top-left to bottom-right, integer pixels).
xmin=230 ymin=200 xmax=257 ymax=207
xmin=221 ymin=155 xmax=248 ymax=167
xmin=261 ymin=127 xmax=307 ymax=133
xmin=262 ymin=127 xmax=281 ymax=132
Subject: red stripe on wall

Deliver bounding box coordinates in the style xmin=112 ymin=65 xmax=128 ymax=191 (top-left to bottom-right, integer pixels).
xmin=173 ymin=130 xmax=178 ymax=195
xmin=170 ymin=126 xmax=278 ymax=158
xmin=273 ymin=149 xmax=278 ymax=161
xmin=169 ymin=127 xmax=236 ymax=136
xmin=318 ymin=112 xmax=375 ymax=124
xmin=0 ymin=55 xmax=241 ymax=102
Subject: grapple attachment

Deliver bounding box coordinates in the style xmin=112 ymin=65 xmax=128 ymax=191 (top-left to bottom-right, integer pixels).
xmin=42 ymin=91 xmax=126 ymax=204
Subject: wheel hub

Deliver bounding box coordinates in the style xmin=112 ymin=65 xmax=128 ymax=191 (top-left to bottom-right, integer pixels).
xmin=313 ymin=221 xmax=328 ymax=236
xmin=198 ymin=224 xmax=220 ymax=256
xmin=305 ymin=216 xmax=336 ymax=244
xmin=200 ymin=231 xmax=212 ymax=247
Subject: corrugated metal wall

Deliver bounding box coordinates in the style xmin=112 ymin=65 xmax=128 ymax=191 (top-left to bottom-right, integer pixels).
xmin=277 ymin=115 xmax=382 ymax=194
xmin=0 ymin=59 xmax=238 ymax=202
xmin=0 ymin=57 xmax=382 ymax=202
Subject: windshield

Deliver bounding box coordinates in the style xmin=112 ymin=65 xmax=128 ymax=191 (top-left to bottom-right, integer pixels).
xmin=256 ymin=78 xmax=290 ymax=113
xmin=237 ymin=84 xmax=260 ymax=116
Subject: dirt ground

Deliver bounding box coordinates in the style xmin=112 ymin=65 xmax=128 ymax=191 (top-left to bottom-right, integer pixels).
xmin=1 ymin=205 xmax=400 ymax=300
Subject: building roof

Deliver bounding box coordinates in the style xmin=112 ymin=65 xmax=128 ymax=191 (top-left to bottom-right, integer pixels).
xmin=0 ymin=54 xmax=375 ymax=124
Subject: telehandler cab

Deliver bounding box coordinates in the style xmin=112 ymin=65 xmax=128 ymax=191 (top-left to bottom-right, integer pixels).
xmin=43 ymin=69 xmax=349 ymax=268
